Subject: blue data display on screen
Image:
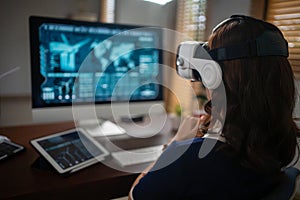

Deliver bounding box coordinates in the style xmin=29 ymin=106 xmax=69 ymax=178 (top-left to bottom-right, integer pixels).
xmin=30 ymin=16 xmax=163 ymax=108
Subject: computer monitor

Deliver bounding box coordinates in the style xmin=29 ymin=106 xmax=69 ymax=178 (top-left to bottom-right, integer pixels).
xmin=29 ymin=16 xmax=164 ymax=124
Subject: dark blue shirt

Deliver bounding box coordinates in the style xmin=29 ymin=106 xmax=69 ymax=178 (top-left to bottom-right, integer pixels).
xmin=132 ymin=137 xmax=277 ymax=200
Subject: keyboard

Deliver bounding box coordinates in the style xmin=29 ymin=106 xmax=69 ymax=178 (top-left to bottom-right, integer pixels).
xmin=111 ymin=145 xmax=164 ymax=166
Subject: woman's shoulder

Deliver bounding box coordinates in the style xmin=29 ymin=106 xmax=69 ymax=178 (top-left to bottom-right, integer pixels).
xmin=166 ymin=137 xmax=224 ymax=158
xmin=152 ymin=137 xmax=225 ymax=171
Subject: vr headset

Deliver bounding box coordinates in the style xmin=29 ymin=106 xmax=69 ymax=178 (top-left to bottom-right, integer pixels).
xmin=176 ymin=15 xmax=289 ymax=90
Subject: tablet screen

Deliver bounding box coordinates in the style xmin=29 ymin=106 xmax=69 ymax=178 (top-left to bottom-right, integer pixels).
xmin=31 ymin=128 xmax=109 ymax=174
xmin=0 ymin=140 xmax=25 ymax=161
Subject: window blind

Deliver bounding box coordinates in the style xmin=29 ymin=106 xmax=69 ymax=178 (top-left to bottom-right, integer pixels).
xmin=176 ymin=0 xmax=207 ymax=41
xmin=168 ymin=0 xmax=207 ymax=115
xmin=266 ymin=0 xmax=300 ymax=78
xmin=99 ymin=0 xmax=115 ymax=23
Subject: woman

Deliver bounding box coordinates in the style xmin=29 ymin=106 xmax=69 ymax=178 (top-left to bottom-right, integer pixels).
xmin=129 ymin=15 xmax=299 ymax=200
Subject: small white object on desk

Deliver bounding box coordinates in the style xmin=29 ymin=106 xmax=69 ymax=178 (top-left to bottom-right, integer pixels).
xmin=80 ymin=120 xmax=126 ymax=137
xmin=0 ymin=135 xmax=10 ymax=143
xmin=118 ymin=113 xmax=172 ymax=138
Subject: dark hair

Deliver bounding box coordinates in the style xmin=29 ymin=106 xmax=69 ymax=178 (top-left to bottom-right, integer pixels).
xmin=206 ymin=16 xmax=299 ymax=173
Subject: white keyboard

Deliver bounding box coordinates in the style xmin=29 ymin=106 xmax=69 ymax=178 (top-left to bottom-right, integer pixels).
xmin=111 ymin=145 xmax=164 ymax=166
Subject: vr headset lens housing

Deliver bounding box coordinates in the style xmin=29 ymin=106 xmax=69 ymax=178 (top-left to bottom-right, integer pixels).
xmin=176 ymin=42 xmax=222 ymax=89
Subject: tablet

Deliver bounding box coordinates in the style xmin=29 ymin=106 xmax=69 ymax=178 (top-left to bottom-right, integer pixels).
xmin=0 ymin=140 xmax=25 ymax=161
xmin=30 ymin=128 xmax=109 ymax=174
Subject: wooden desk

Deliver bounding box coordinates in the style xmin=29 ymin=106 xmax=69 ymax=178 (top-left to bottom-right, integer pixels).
xmin=0 ymin=122 xmax=172 ymax=199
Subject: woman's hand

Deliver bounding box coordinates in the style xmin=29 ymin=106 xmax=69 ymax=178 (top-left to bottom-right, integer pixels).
xmin=170 ymin=115 xmax=211 ymax=143
xmin=172 ymin=116 xmax=200 ymax=142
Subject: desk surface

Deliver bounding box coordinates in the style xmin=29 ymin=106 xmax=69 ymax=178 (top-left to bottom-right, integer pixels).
xmin=0 ymin=121 xmax=172 ymax=199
